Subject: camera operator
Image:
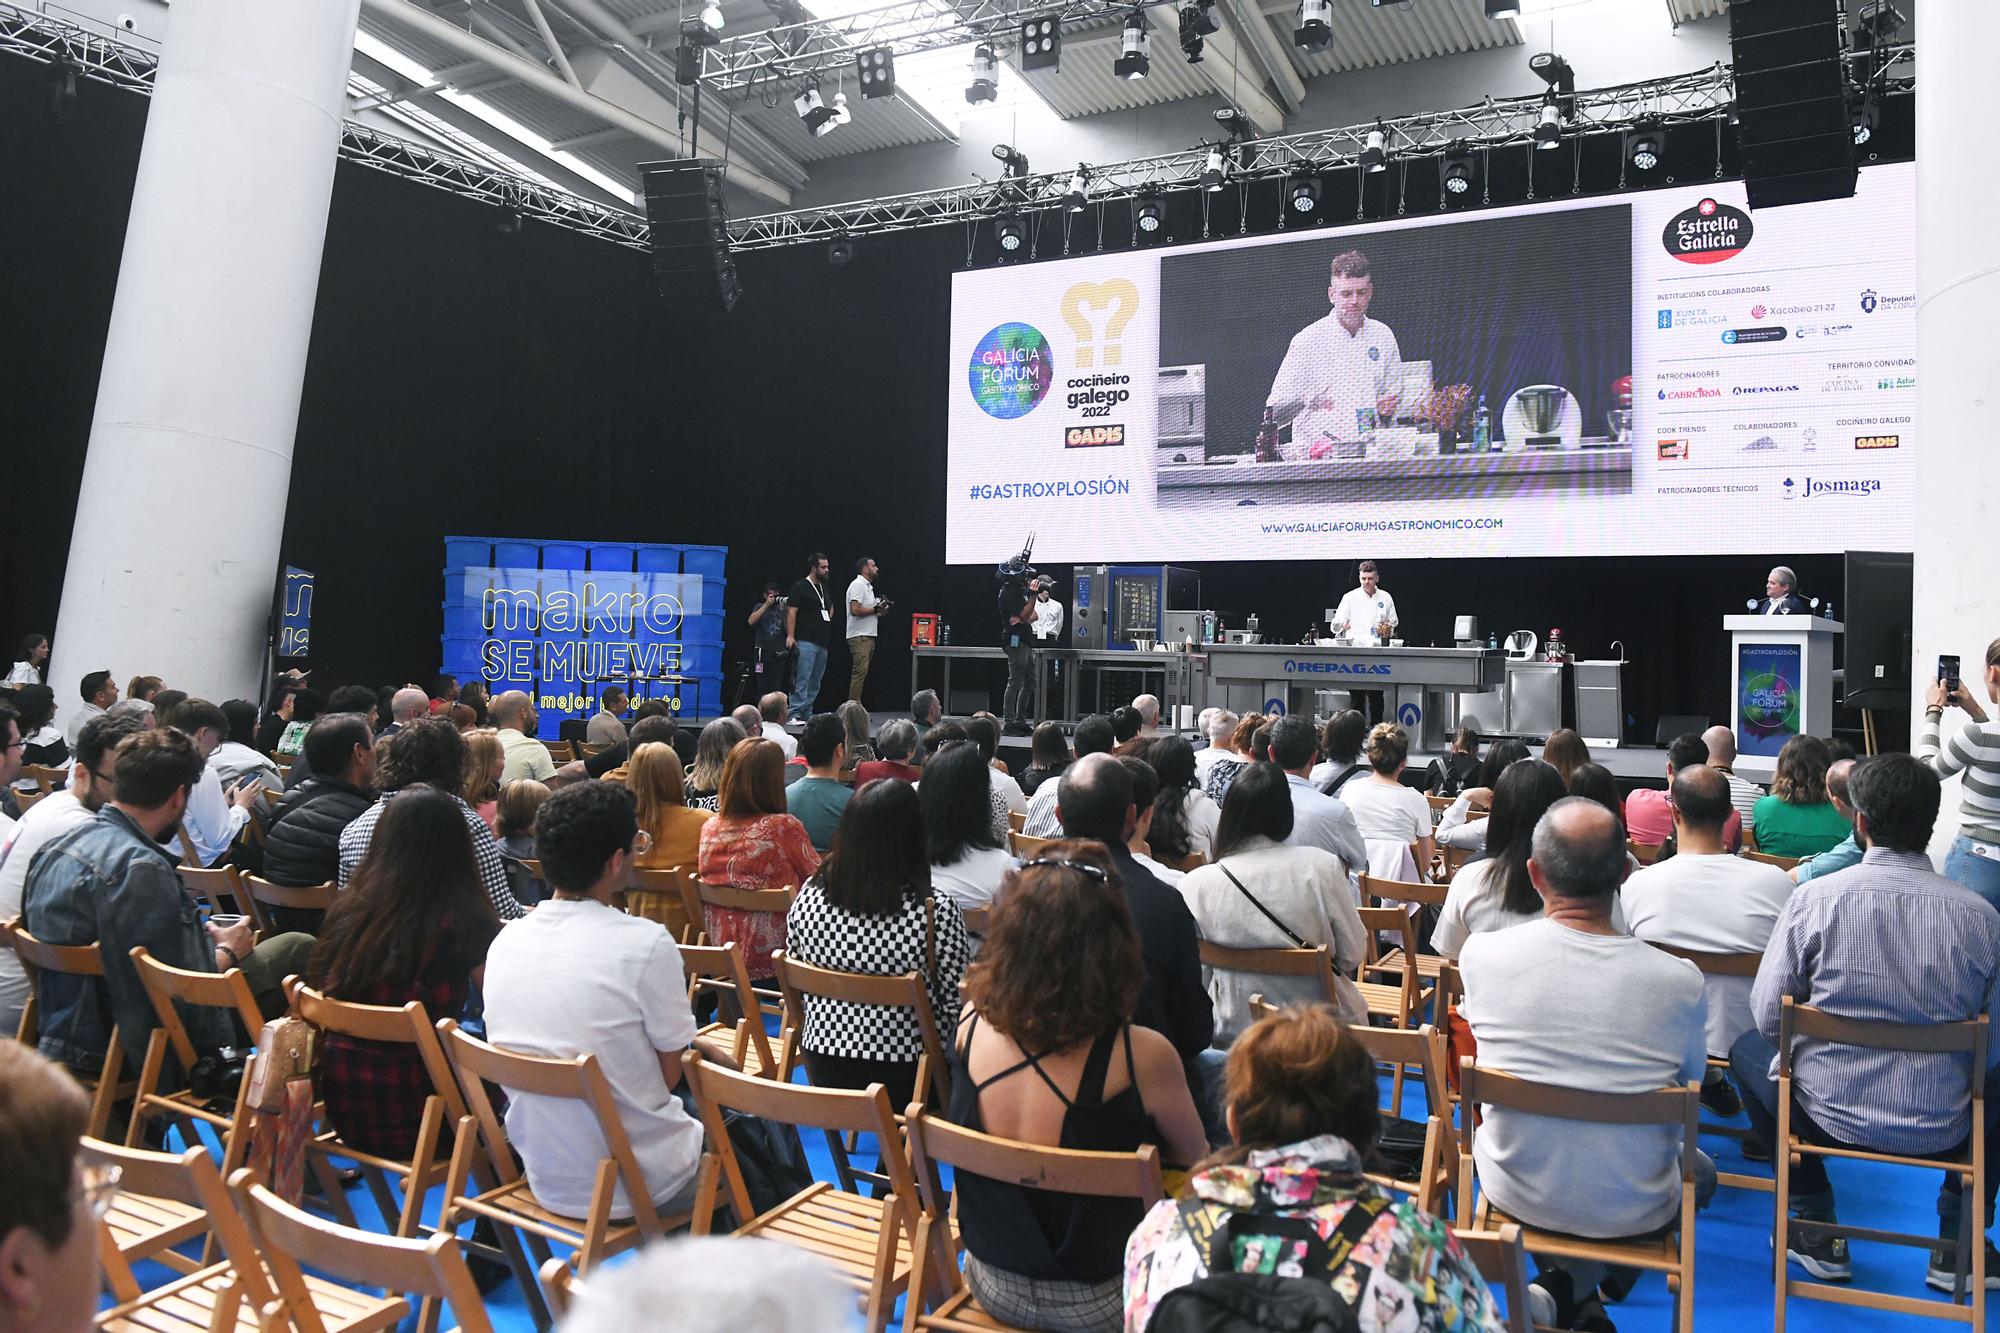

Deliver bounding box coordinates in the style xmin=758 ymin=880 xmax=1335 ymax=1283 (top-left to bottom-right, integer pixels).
xmin=997 ymin=552 xmax=1042 ymax=736
xmin=747 ymin=582 xmax=793 ymax=701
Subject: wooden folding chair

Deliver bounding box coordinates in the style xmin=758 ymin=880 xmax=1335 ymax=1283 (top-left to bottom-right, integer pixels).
xmin=83 ymin=1135 xmax=405 ymax=1333
xmin=15 ymin=788 xmax=47 ymax=813
xmin=774 ymin=950 xmax=950 ymax=1193
xmin=78 ymin=1136 xmax=211 ymax=1303
xmin=679 ymin=940 xmax=784 ymax=1078
xmin=231 ymin=1168 xmax=495 ymax=1333
xmin=1355 ymin=906 xmax=1423 ymax=1040
xmin=959 ymin=906 xmax=991 ymax=937
xmin=1349 ymin=1023 xmax=1458 ymax=1213
xmin=3 ymin=919 xmax=133 ymax=1139
xmin=124 ymin=947 xmax=269 ymax=1183
xmin=20 ymin=761 xmax=66 ymax=793
xmin=1741 ymin=823 xmax=1760 ymax=853
xmin=1743 ymin=849 xmax=1802 ymax=871
xmin=543 ymin=740 xmax=575 ymax=765
xmin=1006 ymin=809 xmax=1026 ymax=833
xmin=178 ymin=863 xmax=257 ymax=923
xmin=901 ymin=1106 xmax=1165 ymax=1333
xmin=1360 ymin=873 xmax=1448 ymax=996
xmin=682 ymin=1049 xmax=923 ymax=1332
xmin=1458 ymin=1062 xmax=1700 ymax=1333
xmin=693 ymin=879 xmax=795 ymax=969
xmin=1438 ymin=840 xmax=1478 ymax=881
xmin=241 ymin=875 xmax=334 ymax=938
xmin=1197 ymin=939 xmax=1339 ymax=1038
xmin=627 ymin=864 xmax=700 ymax=942
xmin=1774 ymin=998 xmax=1987 ymax=1330
xmin=1650 ymin=944 xmax=1771 ymax=1193
xmin=539 ymin=1257 xmax=582 ymax=1320
xmin=1007 ymin=831 xmax=1055 ymax=859
xmin=173 ymin=824 xmax=205 ymax=869
xmin=1451 ymin=1223 xmax=1535 ymax=1333
xmin=1427 ymin=793 xmax=1456 ymax=816
xmin=436 ymin=1019 xmax=714 ymax=1329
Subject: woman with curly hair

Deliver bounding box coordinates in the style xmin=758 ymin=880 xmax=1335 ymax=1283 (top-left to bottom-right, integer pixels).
xmin=1750 ymin=733 xmax=1848 ymax=857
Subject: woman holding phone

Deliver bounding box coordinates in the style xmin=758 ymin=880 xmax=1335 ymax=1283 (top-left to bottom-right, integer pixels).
xmin=1921 ymin=637 xmax=2000 ymax=908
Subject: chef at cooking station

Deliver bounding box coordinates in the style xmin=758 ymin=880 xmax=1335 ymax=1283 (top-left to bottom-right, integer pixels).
xmin=1332 ymin=560 xmax=1398 ymax=647
xmin=1264 ymin=248 xmax=1404 ymax=459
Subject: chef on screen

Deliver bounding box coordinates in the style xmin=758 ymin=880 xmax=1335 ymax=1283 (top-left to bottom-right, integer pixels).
xmin=1264 ymin=248 xmax=1404 ymax=460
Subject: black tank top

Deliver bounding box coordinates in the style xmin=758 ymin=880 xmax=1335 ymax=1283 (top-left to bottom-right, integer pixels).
xmin=948 ymin=1016 xmax=1159 ymax=1283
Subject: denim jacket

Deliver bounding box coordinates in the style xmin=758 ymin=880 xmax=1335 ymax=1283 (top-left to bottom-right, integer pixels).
xmin=22 ymin=805 xmax=230 ymax=1076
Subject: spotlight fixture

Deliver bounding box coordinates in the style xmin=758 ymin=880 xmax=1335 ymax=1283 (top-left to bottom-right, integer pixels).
xmin=857 ymin=46 xmax=896 ymax=98
xmin=1134 ymin=190 xmax=1166 ymax=235
xmin=1624 ymin=123 xmax=1663 ymax=172
xmin=1442 ymin=141 xmax=1475 ymax=196
xmin=1115 ymin=13 xmax=1151 ymax=80
xmin=1850 ymin=96 xmax=1879 ymax=146
xmin=991 ymin=143 xmax=1030 ymax=179
xmin=828 ymin=234 xmax=855 ymax=267
xmin=794 ymin=84 xmax=836 ymax=136
xmin=832 ymin=90 xmax=851 ymax=127
xmin=681 ymin=14 xmax=720 ymax=47
xmin=1019 ymin=14 xmax=1062 ymax=71
xmin=966 ymin=42 xmax=998 ymax=103
xmin=1534 ymin=92 xmax=1562 ymax=149
xmin=1530 ymin=50 xmax=1575 ymax=120
xmin=1294 ymin=0 xmax=1331 ymax=51
xmin=1286 ymin=174 xmax=1322 ymax=215
xmin=995 ymin=213 xmax=1027 ymax=254
xmin=1483 ymin=0 xmax=1520 ymax=16
xmin=1853 ymin=0 xmax=1906 ymax=46
xmin=1360 ymin=122 xmax=1387 ymax=172
xmin=699 ymin=0 xmax=724 ymax=31
xmin=1178 ymin=6 xmax=1207 ymax=63
xmin=1200 ymin=146 xmax=1228 ymax=191
xmin=1064 ymin=166 xmax=1090 ymax=211
xmin=1183 ymin=0 xmax=1219 ymax=34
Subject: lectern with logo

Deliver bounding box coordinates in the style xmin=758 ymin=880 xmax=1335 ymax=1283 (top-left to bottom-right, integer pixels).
xmin=1724 ymin=615 xmax=1843 ymax=781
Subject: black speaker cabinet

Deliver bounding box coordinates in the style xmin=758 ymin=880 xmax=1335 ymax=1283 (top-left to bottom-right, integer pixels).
xmin=1728 ymin=0 xmax=1856 ymax=208
xmin=641 ymin=160 xmax=741 ymax=312
xmin=1843 ymin=550 xmax=1914 ymax=710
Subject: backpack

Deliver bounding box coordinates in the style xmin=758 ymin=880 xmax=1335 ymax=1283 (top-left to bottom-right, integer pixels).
xmin=1147 ymin=1274 xmax=1354 ymax=1333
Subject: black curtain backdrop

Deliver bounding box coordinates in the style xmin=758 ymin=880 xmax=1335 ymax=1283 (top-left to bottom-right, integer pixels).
xmin=0 ymin=58 xmax=1862 ymax=746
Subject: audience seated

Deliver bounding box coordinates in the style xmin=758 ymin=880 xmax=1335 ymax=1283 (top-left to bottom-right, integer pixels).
xmin=1542 ymin=728 xmax=1591 ymax=788
xmin=307 ymin=786 xmax=502 ymax=1158
xmin=1114 ymin=756 xmax=1181 ymax=888
xmin=684 ymin=717 xmax=746 ymax=811
xmin=281 ymin=684 xmax=378 ymax=789
xmin=1111 ymin=707 xmax=1144 ymax=748
xmin=1307 ymin=709 xmax=1369 ymax=795
xmin=1431 ymin=759 xmax=1576 ymax=960
xmin=1339 ymin=723 xmax=1435 ymax=881
xmin=460 ymin=679 xmax=491 ymax=727
xmin=461 ymin=728 xmax=505 ymax=831
xmin=5 ymin=632 xmax=48 ymax=687
xmin=755 ymin=692 xmax=798 ymax=759
xmin=910 ymin=688 xmax=942 ymax=746
xmin=484 ymin=781 xmax=706 ymax=1218
xmin=379 ymin=686 xmax=429 ymax=739
xmin=262 ymin=711 xmax=377 ymax=928
xmin=1018 ymin=721 xmax=1070 ymax=797
xmin=490 ymin=691 xmax=554 ymax=784
xmin=1141 ymin=735 xmax=1219 ymax=864
xmin=1459 ymin=798 xmax=1713 ymax=1330
xmin=853 ymin=718 xmax=922 ymax=785
xmin=1055 ymin=755 xmax=1214 ymax=1082
xmin=151 ymin=689 xmax=187 ymax=730
xmin=209 ymin=698 xmax=280 ymax=792
xmin=785 ymin=714 xmax=852 ymax=853
xmin=1191 ymin=709 xmax=1239 ymax=786
xmin=10 ymin=684 xmax=66 ymax=784
xmin=629 ymin=742 xmax=711 ymax=877
xmin=1202 ymin=713 xmax=1262 ymax=804
xmin=1623 ymin=733 xmax=1742 ymax=851
xmin=495 ymin=779 xmax=550 ymax=906
xmin=1123 ymin=1005 xmax=1505 ymax=1333
xmin=1178 ymin=763 xmax=1366 ymax=1034
xmin=1565 ymin=760 xmax=1623 ymax=820
xmin=785 ymin=778 xmax=969 ymax=1109
xmin=0 ymin=707 xmax=17 ymax=825
xmin=948 ymin=847 xmax=1207 ymax=1330
xmin=127 ymin=675 xmax=163 ymax=705
xmin=587 ymin=686 xmax=629 ymax=747
xmin=1623 ymin=765 xmax=1792 ymax=1117
xmin=0 ymin=1039 xmax=98 ymax=1333
xmin=1023 ymin=714 xmax=1114 ymax=837
xmin=1132 ymin=694 xmax=1162 ymax=735
xmin=274 ymin=687 xmax=321 ymax=757
xmin=596 ymin=713 xmax=678 ymax=784
xmin=555 ymin=1236 xmax=853 ymax=1333
xmin=921 ymin=742 xmax=1016 ymax=913
xmin=695 ymin=737 xmax=818 ymax=979
xmin=426 ymin=673 xmax=458 ymax=716
xmin=64 ymin=669 xmax=117 ymax=747
xmin=1426 ymin=724 xmax=1484 ymax=797
xmin=1750 ymin=734 xmax=1850 ymax=858
xmin=0 ymin=712 xmax=145 ymax=1037
xmin=338 ymin=716 xmax=524 ymax=921
xmin=965 ymin=715 xmax=1027 ymax=833
xmin=1730 ymin=754 xmax=2000 ymax=1287
xmin=169 ymin=698 xmax=262 ymax=867
xmin=23 ymin=729 xmax=315 ymax=1075
xmin=1793 ymin=758 xmax=1863 ymax=883
xmin=1435 ymin=738 xmax=1532 ymax=858
xmin=835 ymin=699 xmax=875 ymax=771
xmin=1267 ymin=716 xmax=1368 ymax=880
xmin=1701 ymin=725 xmax=1766 ymax=833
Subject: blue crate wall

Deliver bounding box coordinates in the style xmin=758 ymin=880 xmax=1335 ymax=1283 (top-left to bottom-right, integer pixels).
xmin=441 ymin=536 xmax=727 ymax=737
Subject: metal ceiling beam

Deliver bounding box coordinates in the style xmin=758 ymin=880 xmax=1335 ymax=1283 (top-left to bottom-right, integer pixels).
xmin=518 ymin=0 xmax=583 ymax=88
xmin=1144 ymin=4 xmax=1287 ymax=133
xmin=359 ymin=0 xmax=797 ymax=204
xmin=1217 ymin=0 xmax=1302 ymax=112
xmin=550 ymin=124 xmax=632 ymax=149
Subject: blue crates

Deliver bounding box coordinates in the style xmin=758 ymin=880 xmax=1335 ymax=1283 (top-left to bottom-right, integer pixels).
xmin=683 ymin=546 xmax=727 ymax=581
xmin=636 ymin=545 xmax=683 ymax=574
xmin=589 ymin=543 xmax=636 ymax=572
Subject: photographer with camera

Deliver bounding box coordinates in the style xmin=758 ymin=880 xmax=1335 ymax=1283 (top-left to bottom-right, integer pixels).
xmin=997 ymin=542 xmax=1042 ymax=736
xmin=747 ymin=581 xmax=794 ymax=701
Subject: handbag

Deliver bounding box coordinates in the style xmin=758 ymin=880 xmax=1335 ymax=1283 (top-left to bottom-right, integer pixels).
xmin=242 ymin=1016 xmax=320 ymax=1205
xmin=1218 ymin=867 xmax=1309 ymax=949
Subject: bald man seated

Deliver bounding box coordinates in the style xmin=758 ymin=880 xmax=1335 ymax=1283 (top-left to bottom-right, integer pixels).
xmin=491 ymin=690 xmax=555 ymax=783
xmin=1701 ymin=725 xmax=1767 ymax=833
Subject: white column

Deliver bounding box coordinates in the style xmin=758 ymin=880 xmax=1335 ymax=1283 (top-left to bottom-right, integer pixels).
xmin=1913 ymin=4 xmax=2000 ymax=856
xmin=49 ymin=0 xmax=360 ymax=709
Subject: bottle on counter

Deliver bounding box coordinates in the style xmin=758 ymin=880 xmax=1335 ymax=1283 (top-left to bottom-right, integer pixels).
xmin=1247 ymin=612 xmax=1260 ymax=641
xmin=1254 ymin=407 xmax=1281 ymax=463
xmin=941 ymin=622 xmax=951 ymax=645
xmin=1472 ymin=393 xmax=1492 ymax=452
xmin=1487 ymin=630 xmax=1499 ymax=651
xmin=1822 ymin=600 xmax=1835 ymax=620
xmin=1546 ymin=627 xmax=1566 ymax=662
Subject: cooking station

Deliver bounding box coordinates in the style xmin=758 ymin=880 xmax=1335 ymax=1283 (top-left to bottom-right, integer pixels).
xmin=1201 ymin=642 xmax=1506 ymax=749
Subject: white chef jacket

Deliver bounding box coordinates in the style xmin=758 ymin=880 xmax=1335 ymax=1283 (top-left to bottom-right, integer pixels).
xmin=1266 ymin=313 xmax=1402 ymax=458
xmin=1032 ymin=597 xmax=1065 ymax=642
xmin=1332 ymin=587 xmax=1398 ymax=647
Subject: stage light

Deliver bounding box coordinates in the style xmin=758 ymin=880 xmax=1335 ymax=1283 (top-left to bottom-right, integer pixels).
xmin=857 ymin=47 xmax=896 ymax=99
xmin=1484 ymin=0 xmax=1520 ymax=16
xmin=1854 ymin=0 xmax=1905 ymax=45
xmin=699 ymin=0 xmax=724 ymax=31
xmin=1184 ymin=0 xmax=1219 ymax=35
xmin=1442 ymin=142 xmax=1475 ymax=196
xmin=1020 ymin=14 xmax=1062 ymax=72
xmin=1064 ymin=166 xmax=1089 ymax=211
xmin=1115 ymin=13 xmax=1151 ymax=80
xmin=1360 ymin=122 xmax=1386 ymax=172
xmin=967 ymin=42 xmax=998 ymax=103
xmin=1135 ymin=190 xmax=1165 ymax=235
xmin=1178 ymin=7 xmax=1206 ymax=63
xmin=1534 ymin=93 xmax=1562 ymax=149
xmin=681 ymin=14 xmax=720 ymax=48
xmin=1201 ymin=146 xmax=1228 ymax=191
xmin=496 ymin=210 xmax=523 ymax=240
xmin=794 ymin=84 xmax=836 ymax=136
xmin=995 ymin=213 xmax=1026 ymax=253
xmin=832 ymin=90 xmax=851 ymax=127
xmin=828 ymin=235 xmax=855 ymax=267
xmin=1294 ymin=0 xmax=1331 ymax=52
xmin=992 ymin=143 xmax=1030 ymax=179
xmin=1851 ymin=96 xmax=1879 ymax=146
xmin=1287 ymin=175 xmax=1321 ymax=214
xmin=1625 ymin=124 xmax=1663 ymax=172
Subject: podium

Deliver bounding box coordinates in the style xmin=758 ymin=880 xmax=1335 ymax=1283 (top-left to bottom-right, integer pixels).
xmin=1724 ymin=615 xmax=1843 ymax=780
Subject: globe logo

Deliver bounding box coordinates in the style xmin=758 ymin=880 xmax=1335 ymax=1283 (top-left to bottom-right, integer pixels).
xmin=967 ymin=323 xmax=1055 ymax=420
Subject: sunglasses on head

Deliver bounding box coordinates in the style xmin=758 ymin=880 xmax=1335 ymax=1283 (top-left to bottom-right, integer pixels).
xmin=1020 ymin=857 xmax=1108 ymax=883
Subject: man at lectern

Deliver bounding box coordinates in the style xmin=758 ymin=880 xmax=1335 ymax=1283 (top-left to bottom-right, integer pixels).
xmin=1758 ymin=566 xmax=1812 ymax=616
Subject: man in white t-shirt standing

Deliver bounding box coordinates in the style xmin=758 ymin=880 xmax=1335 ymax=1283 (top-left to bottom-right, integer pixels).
xmin=1460 ymin=797 xmax=1714 ymax=1329
xmin=1331 ymin=560 xmax=1398 ymax=723
xmin=845 ymin=557 xmax=889 ymax=705
xmin=482 ymin=781 xmax=704 ymax=1219
xmin=1622 ymin=764 xmax=1793 ymax=1119
xmin=1265 ymin=249 xmax=1403 ymax=460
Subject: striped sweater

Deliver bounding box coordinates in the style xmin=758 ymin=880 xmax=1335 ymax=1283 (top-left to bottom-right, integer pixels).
xmin=1919 ymin=713 xmax=2000 ymax=836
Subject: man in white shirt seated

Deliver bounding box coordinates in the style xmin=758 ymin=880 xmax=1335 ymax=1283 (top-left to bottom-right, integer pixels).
xmin=1268 ymin=716 xmax=1366 ymax=884
xmin=491 ymin=690 xmax=556 ymax=784
xmin=1132 ymin=694 xmax=1162 ymax=737
xmin=1022 ymin=715 xmax=1114 ymax=838
xmin=756 ymin=693 xmax=798 ymax=760
xmin=1460 ymin=797 xmax=1715 ymax=1329
xmin=1622 ymin=764 xmax=1793 ymax=1119
xmin=482 ymin=781 xmax=705 ymax=1219
xmin=1701 ymin=725 xmax=1766 ymax=833
xmin=173 ymin=699 xmax=262 ymax=866
xmin=1192 ymin=710 xmax=1238 ymax=782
